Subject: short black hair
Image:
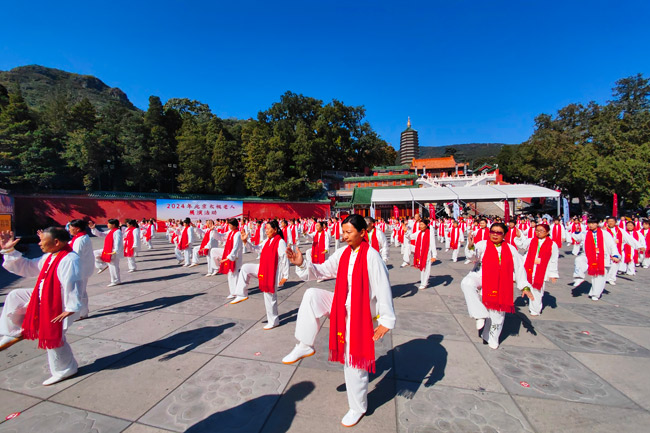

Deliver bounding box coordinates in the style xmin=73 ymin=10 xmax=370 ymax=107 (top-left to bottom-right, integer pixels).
xmin=69 ymin=219 xmax=87 ymax=230
xmin=228 ymin=218 xmax=239 ymax=229
xmin=491 ymin=222 xmax=508 ymax=234
xmin=343 ymin=214 xmax=367 ymax=232
xmin=43 ymin=226 xmax=71 ymax=242
xmin=108 ymin=218 xmax=119 ymax=227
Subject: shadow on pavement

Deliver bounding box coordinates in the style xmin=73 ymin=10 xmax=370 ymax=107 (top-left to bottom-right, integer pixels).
xmin=90 ymin=293 xmax=206 ymax=319
xmin=186 ymin=381 xmax=315 ymax=433
xmin=500 ymin=312 xmax=537 ymax=343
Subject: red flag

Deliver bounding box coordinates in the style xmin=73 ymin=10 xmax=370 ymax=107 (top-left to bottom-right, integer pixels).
xmin=428 ymin=203 xmax=435 ymax=220
xmin=504 ymin=201 xmax=510 ymax=223
xmin=393 ymin=205 xmax=399 ymax=219
xmin=612 ymin=193 xmax=618 ymax=218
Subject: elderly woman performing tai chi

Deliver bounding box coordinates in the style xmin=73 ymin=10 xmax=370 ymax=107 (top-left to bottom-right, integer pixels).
xmin=283 ymin=214 xmax=395 ymax=428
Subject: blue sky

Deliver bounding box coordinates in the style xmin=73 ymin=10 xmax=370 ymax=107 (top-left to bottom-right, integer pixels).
xmin=2 ymin=1 xmax=649 ymax=149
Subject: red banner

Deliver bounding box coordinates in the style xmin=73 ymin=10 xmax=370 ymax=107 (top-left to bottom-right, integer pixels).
xmin=504 ymin=200 xmax=510 ymax=223
xmin=393 ymin=205 xmax=399 ymax=219
xmin=428 ymin=203 xmax=435 ymax=220
xmin=612 ymin=193 xmax=618 ymax=217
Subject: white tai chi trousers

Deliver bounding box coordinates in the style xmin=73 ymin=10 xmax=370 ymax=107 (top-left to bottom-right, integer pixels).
xmin=93 ymin=251 xmax=121 ymax=284
xmin=571 ymin=243 xmax=581 ymax=256
xmin=451 ymin=248 xmax=460 ymax=262
xmin=642 ymin=252 xmax=650 ymax=269
xmin=126 ymin=256 xmax=137 ymax=271
xmin=175 ymin=247 xmax=191 ymax=266
xmin=235 ymin=263 xmax=279 ymax=327
xmin=460 ymin=272 xmax=506 ymax=347
xmin=0 ymin=289 xmax=78 ymax=377
xmin=79 ymin=278 xmax=89 ymax=317
xmin=294 ymin=287 xmax=369 ymax=414
xmin=210 ymin=248 xmax=239 ymax=294
xmin=418 ymin=262 xmax=432 ymax=288
xmin=143 ymin=238 xmax=153 ymax=249
xmin=574 ymin=255 xmax=608 ymax=299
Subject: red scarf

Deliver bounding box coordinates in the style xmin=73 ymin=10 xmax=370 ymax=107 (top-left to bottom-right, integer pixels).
xmin=291 ymin=224 xmax=297 ymax=241
xmin=527 ymin=227 xmax=535 ymax=238
xmin=551 ymin=224 xmax=563 ymax=248
xmin=365 ymin=229 xmax=380 ymax=251
xmin=329 ymin=241 xmax=375 ymax=373
xmin=397 ymin=225 xmax=405 ymax=243
xmin=606 ymin=227 xmax=623 ymax=254
xmin=481 ymin=242 xmax=515 ymax=313
xmin=524 ymin=237 xmax=553 ymax=290
xmin=475 ymin=227 xmax=489 ymax=242
xmin=504 ymin=229 xmax=517 ymax=246
xmin=101 ymin=228 xmax=117 ymax=262
xmin=251 ymin=225 xmax=261 ymax=245
xmin=258 ymin=235 xmax=281 ymax=293
xmin=624 ymin=230 xmax=639 ymax=264
xmin=644 ymin=229 xmax=650 ymax=250
xmin=124 ymin=228 xmax=135 ymax=257
xmin=450 ymin=227 xmax=460 ymax=249
xmin=22 ymin=246 xmax=72 ymax=349
xmin=198 ymin=228 xmax=213 ymax=256
xmin=311 ymin=231 xmax=327 ymax=264
xmin=414 ymin=229 xmax=430 ymax=271
xmin=69 ymin=233 xmax=85 ymax=248
xmin=585 ymin=230 xmax=606 ymax=276
xmin=218 ymin=230 xmax=237 ymax=274
xmin=178 ymin=226 xmax=190 ymax=250
xmin=144 ymin=224 xmax=153 ymax=241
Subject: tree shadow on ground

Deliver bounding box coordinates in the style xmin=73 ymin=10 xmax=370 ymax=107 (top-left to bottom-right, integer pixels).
xmin=89 ymin=293 xmax=205 ymax=319
xmin=185 ymin=381 xmax=316 ymax=433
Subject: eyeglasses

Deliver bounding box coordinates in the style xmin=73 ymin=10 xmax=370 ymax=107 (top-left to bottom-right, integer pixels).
xmin=489 ymin=230 xmax=505 ymax=236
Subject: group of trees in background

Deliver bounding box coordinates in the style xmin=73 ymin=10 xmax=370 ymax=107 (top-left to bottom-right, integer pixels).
xmin=0 ymin=88 xmax=397 ymax=199
xmin=498 ymin=74 xmax=650 ymax=210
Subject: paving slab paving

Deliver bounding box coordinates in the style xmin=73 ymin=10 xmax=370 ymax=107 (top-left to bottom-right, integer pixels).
xmin=1 ymin=236 xmax=649 ymax=432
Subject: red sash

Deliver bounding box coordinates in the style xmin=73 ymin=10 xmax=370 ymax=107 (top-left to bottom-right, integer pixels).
xmin=258 ymin=235 xmax=281 ymax=293
xmin=198 ymin=229 xmax=212 ymax=256
xmin=397 ymin=226 xmax=405 ymax=243
xmin=329 ymin=241 xmax=375 ymax=373
xmin=414 ymin=229 xmax=430 ymax=271
xmin=364 ymin=230 xmax=380 ymax=251
xmin=450 ymin=227 xmax=460 ymax=249
xmin=69 ymin=233 xmax=85 ymax=247
xmin=22 ymin=246 xmax=72 ymax=349
xmin=524 ymin=237 xmax=553 ymax=290
xmin=101 ymin=228 xmax=117 ymax=262
xmin=606 ymin=227 xmax=623 ymax=254
xmin=144 ymin=224 xmax=153 ymax=241
xmin=311 ymin=231 xmax=327 ymax=264
xmin=551 ymin=224 xmax=563 ymax=248
xmin=504 ymin=229 xmax=517 ymax=246
xmin=124 ymin=228 xmax=135 ymax=257
xmin=178 ymin=227 xmax=190 ymax=250
xmin=644 ymin=229 xmax=650 ymax=250
xmin=482 ymin=242 xmax=515 ymax=313
xmin=624 ymin=230 xmax=639 ymax=264
xmin=585 ymin=230 xmax=606 ymax=276
xmin=475 ymin=228 xmax=489 ymax=242
xmin=218 ymin=231 xmax=237 ymax=274
xmin=251 ymin=225 xmax=261 ymax=245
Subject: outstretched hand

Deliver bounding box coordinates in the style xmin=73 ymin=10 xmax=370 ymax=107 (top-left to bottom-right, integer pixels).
xmin=240 ymin=230 xmax=248 ymax=243
xmin=88 ymin=221 xmax=96 ymax=229
xmin=286 ymin=246 xmax=304 ymax=267
xmin=0 ymin=231 xmax=20 ymax=250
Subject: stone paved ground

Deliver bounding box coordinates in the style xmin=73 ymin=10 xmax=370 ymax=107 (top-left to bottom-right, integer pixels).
xmin=1 ymin=235 xmax=650 ymax=432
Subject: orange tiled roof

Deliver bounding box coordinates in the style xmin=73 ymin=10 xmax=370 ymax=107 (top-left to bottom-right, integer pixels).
xmin=411 ymin=156 xmax=458 ymax=169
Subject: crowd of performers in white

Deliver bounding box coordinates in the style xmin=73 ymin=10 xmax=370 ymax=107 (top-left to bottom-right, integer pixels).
xmin=1 ymin=212 xmax=649 ymax=427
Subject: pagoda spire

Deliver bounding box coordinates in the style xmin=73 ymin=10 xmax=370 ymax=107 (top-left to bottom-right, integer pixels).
xmin=407 ymin=116 xmax=411 ymax=128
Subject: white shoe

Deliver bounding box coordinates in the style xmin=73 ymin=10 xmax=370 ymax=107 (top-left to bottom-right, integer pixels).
xmin=127 ymin=269 xmax=135 ymax=273
xmin=43 ymin=369 xmax=78 ymax=386
xmin=263 ymin=323 xmax=278 ymax=330
xmin=316 ymin=279 xmax=324 ymax=283
xmin=210 ymin=271 xmax=218 ymax=276
xmin=607 ymin=281 xmax=616 ymax=286
xmin=230 ymin=296 xmax=248 ymax=305
xmin=464 ymin=260 xmax=471 ymax=264
xmin=529 ymin=311 xmax=540 ymax=316
xmin=418 ymin=285 xmax=426 ymax=290
xmin=107 ymin=282 xmax=121 ymax=287
xmin=476 ymin=318 xmax=485 ymax=330
xmin=400 ymin=263 xmax=408 ymax=268
xmin=282 ymin=343 xmax=315 ymax=364
xmin=573 ymin=279 xmax=584 ymax=287
xmin=182 ymin=264 xmax=190 ymax=267
xmin=445 ymin=249 xmax=449 ymax=252
xmin=205 ymin=273 xmax=213 ymax=277
xmin=226 ymin=294 xmax=236 ymax=300
xmin=188 ymin=263 xmax=199 ymax=268
xmin=591 ymin=296 xmax=599 ymax=301
xmin=341 ymin=409 xmax=364 ymax=427
xmin=0 ymin=336 xmax=21 ymax=351
xmin=97 ymin=266 xmax=108 ymax=274
xmin=488 ymin=340 xmax=499 ymax=350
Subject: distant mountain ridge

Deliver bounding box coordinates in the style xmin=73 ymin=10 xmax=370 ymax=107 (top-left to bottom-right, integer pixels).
xmin=0 ymin=65 xmax=138 ymax=111
xmin=419 ymin=142 xmax=513 ymax=164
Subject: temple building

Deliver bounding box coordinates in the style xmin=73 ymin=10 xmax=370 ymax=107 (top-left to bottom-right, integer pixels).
xmin=399 ymin=117 xmax=419 ymax=165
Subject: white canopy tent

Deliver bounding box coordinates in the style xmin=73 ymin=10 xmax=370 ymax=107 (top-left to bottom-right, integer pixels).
xmin=371 ymin=184 xmax=562 ymax=215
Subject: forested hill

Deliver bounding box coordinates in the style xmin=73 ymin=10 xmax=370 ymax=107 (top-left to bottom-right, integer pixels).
xmin=419 ymin=142 xmax=513 ymax=166
xmin=0 ymin=65 xmax=137 ymax=111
